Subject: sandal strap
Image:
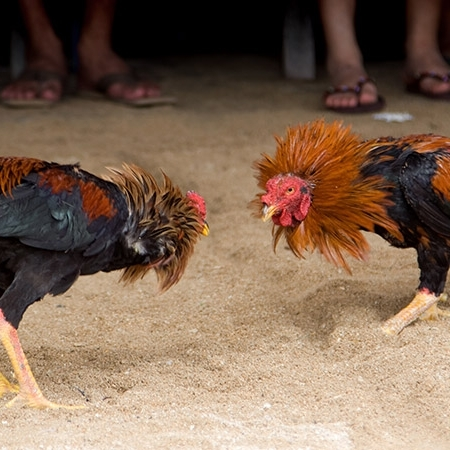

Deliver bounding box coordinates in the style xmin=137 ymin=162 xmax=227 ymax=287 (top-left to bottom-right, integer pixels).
xmin=325 ymin=76 xmax=377 ymax=95
xmin=413 ymin=71 xmax=450 ymax=83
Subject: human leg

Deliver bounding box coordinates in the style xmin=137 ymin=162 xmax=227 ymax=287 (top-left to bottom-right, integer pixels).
xmin=318 ymin=0 xmax=383 ymax=111
xmin=439 ymin=0 xmax=450 ymax=60
xmin=77 ymin=0 xmax=173 ymax=105
xmin=1 ymin=0 xmax=67 ymax=106
xmin=405 ymin=0 xmax=450 ymax=97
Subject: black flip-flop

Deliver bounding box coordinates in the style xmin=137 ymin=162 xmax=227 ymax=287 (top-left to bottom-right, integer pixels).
xmin=1 ymin=70 xmax=67 ymax=108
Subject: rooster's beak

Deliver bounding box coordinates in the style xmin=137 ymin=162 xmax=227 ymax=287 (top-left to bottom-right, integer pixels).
xmin=201 ymin=222 xmax=210 ymax=236
xmin=262 ymin=204 xmax=277 ymax=222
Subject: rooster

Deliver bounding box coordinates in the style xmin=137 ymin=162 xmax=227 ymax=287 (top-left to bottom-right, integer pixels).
xmin=0 ymin=156 xmax=208 ymax=409
xmin=252 ymin=119 xmax=450 ymax=335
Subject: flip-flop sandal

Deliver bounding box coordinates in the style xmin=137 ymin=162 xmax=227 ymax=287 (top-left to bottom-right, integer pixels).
xmin=1 ymin=70 xmax=66 ymax=108
xmin=323 ymin=76 xmax=385 ymax=113
xmin=405 ymin=72 xmax=450 ymax=100
xmin=78 ymin=73 xmax=177 ymax=107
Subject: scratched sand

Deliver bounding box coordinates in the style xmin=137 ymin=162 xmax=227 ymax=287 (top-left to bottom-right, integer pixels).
xmin=0 ymin=55 xmax=449 ymax=449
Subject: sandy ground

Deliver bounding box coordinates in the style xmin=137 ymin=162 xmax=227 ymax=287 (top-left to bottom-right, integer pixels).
xmin=0 ymin=55 xmax=450 ymax=449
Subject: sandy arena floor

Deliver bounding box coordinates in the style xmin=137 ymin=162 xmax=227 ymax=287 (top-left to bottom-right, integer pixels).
xmin=0 ymin=55 xmax=449 ymax=449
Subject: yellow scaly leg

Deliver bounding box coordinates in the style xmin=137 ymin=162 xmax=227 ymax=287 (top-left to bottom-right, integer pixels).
xmin=381 ymin=290 xmax=440 ymax=335
xmin=0 ymin=310 xmax=84 ymax=409
xmin=0 ymin=371 xmax=19 ymax=397
xmin=419 ymin=294 xmax=450 ymax=320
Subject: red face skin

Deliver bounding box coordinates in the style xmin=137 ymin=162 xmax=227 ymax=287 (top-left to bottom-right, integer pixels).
xmin=261 ymin=174 xmax=312 ymax=227
xmin=186 ymin=191 xmax=209 ymax=235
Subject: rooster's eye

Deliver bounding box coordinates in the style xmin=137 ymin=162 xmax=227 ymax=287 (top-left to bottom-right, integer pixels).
xmin=286 ymin=187 xmax=295 ymax=194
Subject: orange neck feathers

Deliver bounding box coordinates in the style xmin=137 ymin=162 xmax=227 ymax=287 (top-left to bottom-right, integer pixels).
xmin=253 ymin=119 xmax=400 ymax=272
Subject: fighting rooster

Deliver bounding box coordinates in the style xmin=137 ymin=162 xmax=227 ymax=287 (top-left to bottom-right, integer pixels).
xmin=252 ymin=119 xmax=450 ymax=335
xmin=0 ymin=156 xmax=208 ymax=409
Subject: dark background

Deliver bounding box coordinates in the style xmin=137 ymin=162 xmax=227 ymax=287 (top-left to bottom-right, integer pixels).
xmin=0 ymin=1 xmax=406 ymax=69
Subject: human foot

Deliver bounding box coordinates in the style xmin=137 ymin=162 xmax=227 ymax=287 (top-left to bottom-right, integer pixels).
xmin=1 ymin=69 xmax=67 ymax=107
xmin=405 ymin=63 xmax=450 ymax=97
xmin=323 ymin=65 xmax=384 ymax=112
xmin=1 ymin=54 xmax=67 ymax=107
xmin=77 ymin=45 xmax=175 ymax=105
xmin=0 ymin=35 xmax=67 ymax=107
xmin=405 ymin=54 xmax=450 ymax=98
xmin=405 ymin=72 xmax=450 ymax=99
xmin=0 ymin=6 xmax=68 ymax=107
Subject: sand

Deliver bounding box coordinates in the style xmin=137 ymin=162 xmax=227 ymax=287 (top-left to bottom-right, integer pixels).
xmin=0 ymin=55 xmax=449 ymax=449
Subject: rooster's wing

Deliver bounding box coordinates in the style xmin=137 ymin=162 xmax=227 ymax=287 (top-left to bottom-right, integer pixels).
xmin=399 ymin=149 xmax=450 ymax=238
xmin=0 ymin=159 xmax=128 ymax=256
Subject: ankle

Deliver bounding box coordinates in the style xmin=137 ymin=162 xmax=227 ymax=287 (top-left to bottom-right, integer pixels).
xmin=25 ymin=37 xmax=66 ymax=73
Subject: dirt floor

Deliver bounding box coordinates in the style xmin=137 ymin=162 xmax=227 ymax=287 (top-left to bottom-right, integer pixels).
xmin=0 ymin=55 xmax=450 ymax=449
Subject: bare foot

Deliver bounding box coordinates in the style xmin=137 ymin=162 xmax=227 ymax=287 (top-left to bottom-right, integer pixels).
xmin=405 ymin=53 xmax=450 ymax=97
xmin=1 ymin=49 xmax=67 ymax=105
xmin=324 ymin=64 xmax=380 ymax=110
xmin=77 ymin=43 xmax=162 ymax=102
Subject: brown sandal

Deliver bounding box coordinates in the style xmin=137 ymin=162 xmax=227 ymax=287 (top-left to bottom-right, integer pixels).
xmin=323 ymin=76 xmax=385 ymax=113
xmin=405 ymin=72 xmax=450 ymax=100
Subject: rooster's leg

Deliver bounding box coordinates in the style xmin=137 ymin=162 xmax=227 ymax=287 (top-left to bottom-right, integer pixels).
xmin=0 ymin=372 xmax=19 ymax=396
xmin=419 ymin=294 xmax=450 ymax=320
xmin=0 ymin=310 xmax=84 ymax=409
xmin=381 ymin=289 xmax=441 ymax=335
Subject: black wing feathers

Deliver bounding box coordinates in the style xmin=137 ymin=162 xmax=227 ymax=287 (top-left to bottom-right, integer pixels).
xmin=0 ymin=160 xmax=128 ymax=254
xmin=400 ymin=151 xmax=450 ymax=237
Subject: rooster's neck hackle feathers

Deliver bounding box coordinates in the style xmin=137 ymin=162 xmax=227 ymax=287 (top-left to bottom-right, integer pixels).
xmin=104 ymin=164 xmax=204 ymax=290
xmin=253 ymin=119 xmax=401 ymax=271
xmin=105 ymin=163 xmax=161 ymax=227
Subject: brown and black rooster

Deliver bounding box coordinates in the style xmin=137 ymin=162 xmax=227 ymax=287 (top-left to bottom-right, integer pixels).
xmin=252 ymin=119 xmax=450 ymax=335
xmin=0 ymin=156 xmax=208 ymax=409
